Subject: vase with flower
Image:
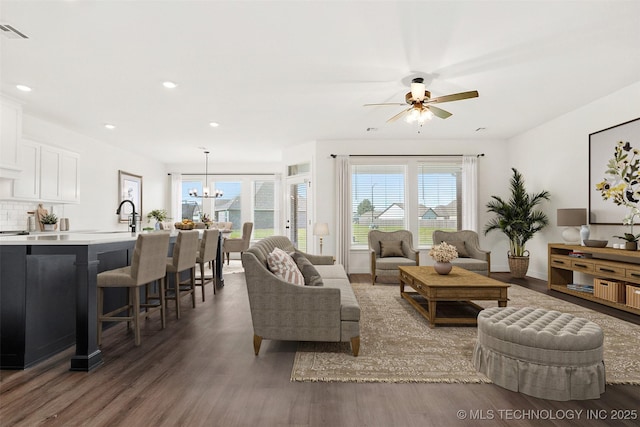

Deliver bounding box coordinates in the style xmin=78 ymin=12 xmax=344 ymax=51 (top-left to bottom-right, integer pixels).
xmin=429 ymin=242 xmax=458 ymax=275
xmin=147 ymin=209 xmax=169 ymax=230
xmin=201 ymin=213 xmax=213 ymax=229
xmin=614 ymin=207 xmax=640 ymax=250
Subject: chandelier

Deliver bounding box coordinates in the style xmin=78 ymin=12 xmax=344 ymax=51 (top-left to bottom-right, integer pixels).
xmin=189 ymin=150 xmax=224 ymax=198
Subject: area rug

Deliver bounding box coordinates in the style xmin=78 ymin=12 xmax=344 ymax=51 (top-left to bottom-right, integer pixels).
xmin=290 ymin=282 xmax=640 ymax=384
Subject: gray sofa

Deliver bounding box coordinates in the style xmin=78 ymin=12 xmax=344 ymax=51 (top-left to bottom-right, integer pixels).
xmin=241 ymin=236 xmax=361 ymax=356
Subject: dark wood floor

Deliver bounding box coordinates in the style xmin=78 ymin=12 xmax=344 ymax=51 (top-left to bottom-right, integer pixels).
xmin=1 ymin=266 xmax=639 ymax=427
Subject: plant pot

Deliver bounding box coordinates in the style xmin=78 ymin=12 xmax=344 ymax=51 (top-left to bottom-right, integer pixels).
xmin=433 ymin=261 xmax=453 ymax=275
xmin=508 ymin=250 xmax=530 ymax=278
xmin=43 ymin=223 xmax=56 ymax=231
xmin=625 ymin=241 xmax=638 ymax=251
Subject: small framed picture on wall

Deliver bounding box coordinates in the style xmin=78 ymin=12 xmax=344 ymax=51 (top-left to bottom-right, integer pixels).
xmin=118 ymin=170 xmax=142 ymax=223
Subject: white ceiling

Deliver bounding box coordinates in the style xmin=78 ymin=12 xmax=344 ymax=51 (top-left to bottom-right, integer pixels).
xmin=2 ymin=1 xmax=639 ymax=165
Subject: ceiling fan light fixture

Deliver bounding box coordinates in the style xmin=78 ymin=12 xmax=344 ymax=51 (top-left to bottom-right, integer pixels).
xmin=410 ymin=82 xmax=425 ymax=101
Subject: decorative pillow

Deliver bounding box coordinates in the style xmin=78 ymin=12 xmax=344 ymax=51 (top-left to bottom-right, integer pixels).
xmin=447 ymin=240 xmax=469 ymax=258
xmin=380 ymin=240 xmax=404 ymax=257
xmin=266 ymin=247 xmax=304 ymax=285
xmin=291 ymin=252 xmax=324 ymax=286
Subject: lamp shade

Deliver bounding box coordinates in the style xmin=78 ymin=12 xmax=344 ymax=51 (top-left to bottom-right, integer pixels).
xmin=557 ymin=208 xmax=587 ymax=226
xmin=313 ymin=223 xmax=329 ymax=236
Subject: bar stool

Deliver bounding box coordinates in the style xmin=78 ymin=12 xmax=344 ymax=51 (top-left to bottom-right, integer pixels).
xmin=97 ymin=233 xmax=171 ymax=346
xmin=196 ymin=228 xmax=220 ymax=301
xmin=165 ymin=230 xmax=199 ymax=319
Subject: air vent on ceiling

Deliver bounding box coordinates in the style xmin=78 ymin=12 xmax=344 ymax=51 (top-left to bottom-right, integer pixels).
xmin=0 ymin=23 xmax=28 ymax=39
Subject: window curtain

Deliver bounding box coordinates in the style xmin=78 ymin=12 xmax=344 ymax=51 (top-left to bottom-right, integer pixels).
xmin=461 ymin=155 xmax=478 ymax=231
xmin=335 ymin=155 xmax=351 ymax=272
xmin=170 ymin=172 xmax=182 ymax=224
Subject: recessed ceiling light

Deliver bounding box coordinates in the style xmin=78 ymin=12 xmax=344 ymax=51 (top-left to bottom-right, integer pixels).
xmin=209 ymin=122 xmax=220 ymax=128
xmin=16 ymin=84 xmax=31 ymax=92
xmin=162 ymin=81 xmax=177 ymax=89
xmin=104 ymin=123 xmax=116 ymax=130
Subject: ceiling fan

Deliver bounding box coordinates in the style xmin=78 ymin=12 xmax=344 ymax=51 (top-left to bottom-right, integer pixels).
xmin=364 ymin=77 xmax=479 ymax=124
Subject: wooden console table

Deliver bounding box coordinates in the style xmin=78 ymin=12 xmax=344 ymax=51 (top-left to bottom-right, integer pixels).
xmin=548 ymin=243 xmax=640 ymax=316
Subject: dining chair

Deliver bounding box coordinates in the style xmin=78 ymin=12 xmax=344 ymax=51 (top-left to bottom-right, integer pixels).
xmin=223 ymin=222 xmax=253 ymax=265
xmin=195 ymin=228 xmax=220 ymax=301
xmin=97 ymin=233 xmax=171 ymax=346
xmin=164 ymin=230 xmax=199 ymax=319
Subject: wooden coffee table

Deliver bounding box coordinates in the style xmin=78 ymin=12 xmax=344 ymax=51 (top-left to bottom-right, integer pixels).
xmin=399 ymin=266 xmax=510 ymax=328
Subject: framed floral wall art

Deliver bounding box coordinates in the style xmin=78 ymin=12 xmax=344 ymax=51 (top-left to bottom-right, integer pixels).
xmin=590 ymin=117 xmax=640 ymax=224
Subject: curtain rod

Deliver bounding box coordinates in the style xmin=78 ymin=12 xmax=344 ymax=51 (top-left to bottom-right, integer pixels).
xmin=168 ymin=173 xmax=276 ymax=176
xmin=329 ymin=153 xmax=485 ymax=158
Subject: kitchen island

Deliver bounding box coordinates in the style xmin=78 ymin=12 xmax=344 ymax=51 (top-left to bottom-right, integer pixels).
xmin=0 ymin=231 xmax=224 ymax=371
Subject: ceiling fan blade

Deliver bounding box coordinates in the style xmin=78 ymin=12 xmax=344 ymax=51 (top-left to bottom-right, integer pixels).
xmin=427 ymin=105 xmax=452 ymax=119
xmin=387 ymin=107 xmax=412 ymax=123
xmin=364 ymin=102 xmax=407 ymax=107
xmin=426 ymin=90 xmax=479 ymax=104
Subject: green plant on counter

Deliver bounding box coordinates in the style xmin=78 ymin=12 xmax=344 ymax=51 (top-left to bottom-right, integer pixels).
xmin=40 ymin=213 xmax=58 ymax=224
xmin=147 ymin=209 xmax=169 ymax=223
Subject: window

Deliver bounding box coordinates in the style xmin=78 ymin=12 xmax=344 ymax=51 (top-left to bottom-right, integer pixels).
xmin=177 ymin=174 xmax=279 ymax=241
xmin=181 ymin=180 xmax=202 ymax=221
xmin=215 ymin=181 xmax=242 ymax=238
xmin=350 ymin=158 xmax=464 ymax=249
xmin=417 ymin=162 xmax=461 ymax=246
xmin=351 ymin=164 xmax=406 ymax=246
xmin=253 ymin=180 xmax=275 ymax=239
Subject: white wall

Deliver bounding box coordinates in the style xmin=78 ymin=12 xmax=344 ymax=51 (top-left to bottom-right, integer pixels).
xmin=509 ymin=81 xmax=640 ymax=279
xmin=313 ymin=138 xmax=511 ymax=274
xmin=9 ymin=113 xmax=169 ymax=231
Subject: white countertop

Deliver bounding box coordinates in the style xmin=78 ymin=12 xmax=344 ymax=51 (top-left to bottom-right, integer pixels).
xmin=0 ymin=230 xmax=172 ymax=245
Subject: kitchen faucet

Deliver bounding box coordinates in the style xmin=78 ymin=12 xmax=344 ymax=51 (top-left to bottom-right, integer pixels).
xmin=116 ymin=200 xmax=137 ymax=233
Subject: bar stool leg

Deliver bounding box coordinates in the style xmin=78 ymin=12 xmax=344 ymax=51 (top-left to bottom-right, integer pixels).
xmin=190 ymin=266 xmax=196 ymax=308
xmin=174 ymin=272 xmax=181 ymax=319
xmin=159 ymin=277 xmax=166 ymax=329
xmin=199 ymin=261 xmax=206 ymax=302
xmin=132 ymin=287 xmax=141 ymax=346
xmin=212 ymin=260 xmax=216 ymax=295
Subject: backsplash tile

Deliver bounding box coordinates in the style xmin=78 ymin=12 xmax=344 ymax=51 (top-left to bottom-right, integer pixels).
xmin=0 ymin=201 xmax=38 ymax=231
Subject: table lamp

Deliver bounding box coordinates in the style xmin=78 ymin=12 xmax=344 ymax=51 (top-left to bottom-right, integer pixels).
xmin=557 ymin=208 xmax=587 ymax=244
xmin=313 ymin=222 xmax=329 ymax=255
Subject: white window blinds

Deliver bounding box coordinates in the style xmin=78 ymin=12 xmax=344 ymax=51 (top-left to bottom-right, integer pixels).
xmin=351 ymin=164 xmax=406 ymax=246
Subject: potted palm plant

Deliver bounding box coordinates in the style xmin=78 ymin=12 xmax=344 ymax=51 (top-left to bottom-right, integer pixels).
xmin=484 ymin=168 xmax=550 ymax=278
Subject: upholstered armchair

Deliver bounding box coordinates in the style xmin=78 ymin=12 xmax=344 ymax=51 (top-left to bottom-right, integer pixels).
xmin=368 ymin=230 xmax=419 ymax=285
xmin=432 ymin=230 xmax=491 ymax=276
xmin=222 ymin=222 xmax=253 ymax=264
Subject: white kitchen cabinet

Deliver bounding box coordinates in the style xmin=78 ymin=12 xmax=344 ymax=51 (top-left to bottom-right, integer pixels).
xmin=40 ymin=145 xmax=61 ymax=200
xmin=12 ymin=139 xmax=80 ymax=203
xmin=60 ymin=152 xmax=79 ymax=201
xmin=12 ymin=139 xmax=39 ymax=199
xmin=0 ymin=97 xmax=23 ymax=179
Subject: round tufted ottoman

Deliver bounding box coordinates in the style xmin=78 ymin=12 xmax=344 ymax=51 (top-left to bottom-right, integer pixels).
xmin=473 ymin=306 xmax=605 ymax=401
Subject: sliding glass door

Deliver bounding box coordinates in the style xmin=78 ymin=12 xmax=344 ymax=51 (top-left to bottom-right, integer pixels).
xmin=287 ymin=179 xmax=308 ymax=251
